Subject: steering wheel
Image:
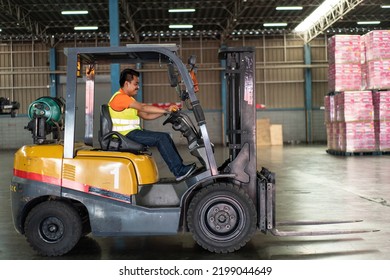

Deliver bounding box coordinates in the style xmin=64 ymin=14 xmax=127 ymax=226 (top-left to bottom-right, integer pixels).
xmin=163 ymin=108 xmax=181 ymax=126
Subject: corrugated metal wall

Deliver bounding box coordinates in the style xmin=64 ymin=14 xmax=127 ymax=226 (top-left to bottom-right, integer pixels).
xmin=0 ymin=35 xmax=327 ymax=147
xmin=1 ymin=34 xmax=329 ymax=114
xmin=0 ymin=42 xmax=50 ymax=113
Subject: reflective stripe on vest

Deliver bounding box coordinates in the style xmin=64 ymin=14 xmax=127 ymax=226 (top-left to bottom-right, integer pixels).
xmin=108 ymin=91 xmax=141 ymax=135
xmin=111 ymin=119 xmax=140 ymax=132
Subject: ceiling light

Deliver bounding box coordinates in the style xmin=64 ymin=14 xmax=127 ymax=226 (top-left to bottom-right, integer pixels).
xmin=276 ymin=6 xmax=303 ymax=11
xmin=169 ymin=24 xmax=193 ymax=29
xmin=357 ymin=21 xmax=380 ymax=25
xmin=263 ymin=23 xmax=288 ymax=27
xmin=294 ymin=0 xmax=340 ymax=33
xmin=381 ymin=5 xmax=390 ymax=8
xmin=74 ymin=26 xmax=98 ymax=30
xmin=168 ymin=9 xmax=195 ymax=13
xmin=61 ymin=10 xmax=89 ymax=15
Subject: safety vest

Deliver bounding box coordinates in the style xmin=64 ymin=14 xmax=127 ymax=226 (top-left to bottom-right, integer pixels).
xmin=108 ymin=91 xmax=141 ymax=136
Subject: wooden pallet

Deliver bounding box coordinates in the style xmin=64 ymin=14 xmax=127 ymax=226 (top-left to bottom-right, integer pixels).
xmin=326 ymin=149 xmax=390 ymax=156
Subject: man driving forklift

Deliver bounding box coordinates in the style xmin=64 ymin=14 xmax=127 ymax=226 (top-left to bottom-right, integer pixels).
xmin=108 ymin=68 xmax=197 ymax=181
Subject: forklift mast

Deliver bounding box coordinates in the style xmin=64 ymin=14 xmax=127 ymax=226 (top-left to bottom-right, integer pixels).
xmin=219 ymin=47 xmax=373 ymax=236
xmin=219 ymin=47 xmax=258 ymax=203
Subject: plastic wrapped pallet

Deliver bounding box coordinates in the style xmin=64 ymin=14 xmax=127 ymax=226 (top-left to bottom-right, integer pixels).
xmin=327 ymin=35 xmax=363 ymax=92
xmin=363 ymin=30 xmax=390 ymax=61
xmin=328 ymin=64 xmax=363 ymax=92
xmin=365 ymin=60 xmax=390 ymax=90
xmin=373 ymin=90 xmax=390 ymax=121
xmin=335 ymin=91 xmax=374 ymax=122
xmin=339 ymin=121 xmax=376 ymax=152
xmin=324 ymin=94 xmax=336 ymax=123
xmin=376 ymin=121 xmax=390 ymax=151
xmin=373 ymin=91 xmax=390 ymax=151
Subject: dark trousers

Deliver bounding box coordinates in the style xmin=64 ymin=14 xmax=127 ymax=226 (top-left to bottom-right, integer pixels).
xmin=126 ymin=129 xmax=186 ymax=177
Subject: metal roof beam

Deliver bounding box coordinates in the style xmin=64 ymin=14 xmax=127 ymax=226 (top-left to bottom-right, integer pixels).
xmin=221 ymin=0 xmax=248 ymax=41
xmin=296 ymin=0 xmax=363 ymax=43
xmin=121 ymin=0 xmax=140 ymax=43
xmin=0 ymin=0 xmax=47 ymax=38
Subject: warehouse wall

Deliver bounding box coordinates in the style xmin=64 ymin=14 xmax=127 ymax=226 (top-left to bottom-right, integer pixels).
xmin=0 ymin=34 xmax=329 ymax=149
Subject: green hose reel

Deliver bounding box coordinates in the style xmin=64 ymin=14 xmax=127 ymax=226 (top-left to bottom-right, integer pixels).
xmin=26 ymin=96 xmax=65 ymax=144
xmin=27 ymin=96 xmax=64 ymax=125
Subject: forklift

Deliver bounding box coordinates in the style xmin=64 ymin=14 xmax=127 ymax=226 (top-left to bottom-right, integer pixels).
xmin=10 ymin=45 xmax=371 ymax=257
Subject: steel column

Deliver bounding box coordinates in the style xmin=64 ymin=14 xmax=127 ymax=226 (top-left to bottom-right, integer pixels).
xmin=109 ymin=0 xmax=120 ymax=94
xmin=49 ymin=48 xmax=57 ymax=98
xmin=304 ymin=44 xmax=312 ymax=143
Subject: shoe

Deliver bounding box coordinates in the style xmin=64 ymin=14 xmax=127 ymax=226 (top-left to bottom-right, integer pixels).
xmin=176 ymin=163 xmax=197 ymax=181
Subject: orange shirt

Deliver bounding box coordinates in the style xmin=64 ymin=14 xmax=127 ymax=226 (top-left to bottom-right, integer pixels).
xmin=109 ymin=88 xmax=136 ymax=111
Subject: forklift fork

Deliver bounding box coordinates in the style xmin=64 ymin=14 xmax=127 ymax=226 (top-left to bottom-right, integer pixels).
xmin=257 ymin=168 xmax=377 ymax=237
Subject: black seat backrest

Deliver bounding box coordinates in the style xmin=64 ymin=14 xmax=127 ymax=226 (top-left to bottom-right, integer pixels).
xmin=100 ymin=104 xmax=113 ymax=137
xmin=99 ymin=104 xmax=147 ymax=154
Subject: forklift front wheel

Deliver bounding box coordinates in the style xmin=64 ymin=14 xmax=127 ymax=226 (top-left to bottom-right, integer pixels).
xmin=187 ymin=183 xmax=257 ymax=253
xmin=24 ymin=200 xmax=83 ymax=257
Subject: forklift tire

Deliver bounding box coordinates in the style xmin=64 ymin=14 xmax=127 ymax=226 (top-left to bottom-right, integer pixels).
xmin=24 ymin=200 xmax=83 ymax=257
xmin=187 ymin=183 xmax=257 ymax=253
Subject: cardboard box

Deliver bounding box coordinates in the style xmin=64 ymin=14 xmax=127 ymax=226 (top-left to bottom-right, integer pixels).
xmin=366 ymin=60 xmax=390 ymax=90
xmin=256 ymin=118 xmax=271 ymax=146
xmin=335 ymin=91 xmax=373 ymax=122
xmin=339 ymin=121 xmax=376 ymax=152
xmin=328 ymin=35 xmax=362 ymax=64
xmin=363 ymin=30 xmax=390 ymax=61
xmin=373 ymin=91 xmax=390 ymax=121
xmin=328 ymin=63 xmax=362 ymax=92
xmin=270 ymin=124 xmax=283 ymax=145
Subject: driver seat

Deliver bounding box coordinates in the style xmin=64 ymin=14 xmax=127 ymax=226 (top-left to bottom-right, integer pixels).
xmin=99 ymin=104 xmax=148 ymax=154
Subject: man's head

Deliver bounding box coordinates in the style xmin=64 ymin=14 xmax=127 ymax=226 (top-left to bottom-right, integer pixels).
xmin=120 ymin=68 xmax=140 ymax=96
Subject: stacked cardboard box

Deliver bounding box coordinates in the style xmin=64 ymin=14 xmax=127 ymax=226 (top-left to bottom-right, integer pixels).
xmin=326 ymin=122 xmax=339 ymax=151
xmin=364 ymin=31 xmax=390 ymax=151
xmin=328 ymin=64 xmax=363 ymax=92
xmin=338 ymin=91 xmax=375 ymax=152
xmin=326 ymin=91 xmax=375 ymax=152
xmin=338 ymin=121 xmax=376 ymax=152
xmin=365 ymin=60 xmax=390 ymax=90
xmin=335 ymin=91 xmax=374 ymax=122
xmin=256 ymin=118 xmax=283 ymax=146
xmin=363 ymin=30 xmax=390 ymax=62
xmin=326 ymin=31 xmax=390 ymax=153
xmin=360 ymin=31 xmax=390 ymax=91
xmin=373 ymin=91 xmax=390 ymax=151
xmin=327 ymin=35 xmax=362 ymax=92
xmin=324 ymin=95 xmax=335 ymax=123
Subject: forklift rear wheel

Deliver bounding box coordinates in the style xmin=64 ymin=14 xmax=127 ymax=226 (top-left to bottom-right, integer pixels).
xmin=187 ymin=183 xmax=257 ymax=253
xmin=24 ymin=200 xmax=82 ymax=256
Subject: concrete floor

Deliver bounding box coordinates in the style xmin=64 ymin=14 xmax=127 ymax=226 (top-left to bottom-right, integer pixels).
xmin=1 ymin=145 xmax=390 ymax=260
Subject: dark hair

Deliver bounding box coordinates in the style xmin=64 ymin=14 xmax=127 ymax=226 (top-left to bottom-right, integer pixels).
xmin=119 ymin=68 xmax=140 ymax=87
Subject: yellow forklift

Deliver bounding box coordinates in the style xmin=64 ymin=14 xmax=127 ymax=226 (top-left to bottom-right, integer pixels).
xmin=11 ymin=45 xmax=371 ymax=256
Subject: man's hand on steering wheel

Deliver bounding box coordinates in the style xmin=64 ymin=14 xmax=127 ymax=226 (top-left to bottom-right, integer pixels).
xmin=164 ymin=104 xmax=180 ymax=116
xmin=168 ymin=104 xmax=180 ymax=112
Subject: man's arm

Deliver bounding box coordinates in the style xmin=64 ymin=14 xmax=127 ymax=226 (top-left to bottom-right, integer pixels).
xmin=129 ymin=100 xmax=169 ymax=120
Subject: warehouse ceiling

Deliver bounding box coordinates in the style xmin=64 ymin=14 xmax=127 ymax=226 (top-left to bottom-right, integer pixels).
xmin=0 ymin=0 xmax=389 ymax=43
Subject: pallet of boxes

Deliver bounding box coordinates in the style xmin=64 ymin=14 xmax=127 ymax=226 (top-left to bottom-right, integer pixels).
xmin=325 ymin=31 xmax=390 ymax=155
